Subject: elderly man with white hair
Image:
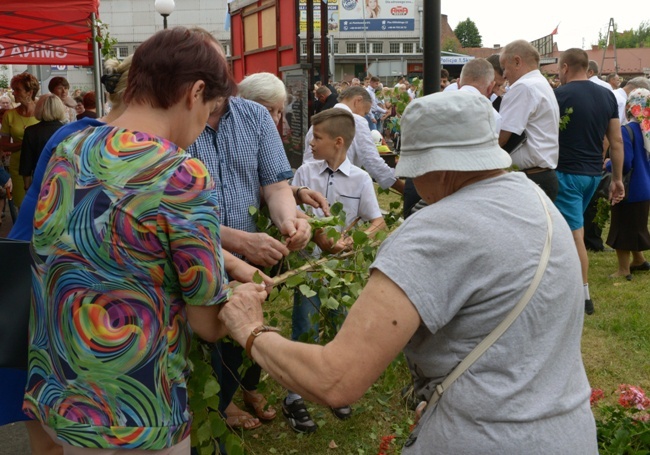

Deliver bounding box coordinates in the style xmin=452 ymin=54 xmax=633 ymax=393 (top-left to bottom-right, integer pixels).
xmin=218 ymin=90 xmax=598 ymax=454
xmin=499 ymin=39 xmax=560 ymax=200
xmin=458 ymin=58 xmax=502 ymax=133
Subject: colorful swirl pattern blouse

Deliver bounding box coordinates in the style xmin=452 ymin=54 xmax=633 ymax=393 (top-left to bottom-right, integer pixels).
xmin=24 ymin=126 xmax=229 ymax=449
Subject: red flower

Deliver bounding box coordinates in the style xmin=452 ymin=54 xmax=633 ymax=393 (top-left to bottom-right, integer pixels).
xmin=590 ymin=388 xmax=605 ymax=406
xmin=377 ymin=435 xmax=396 ymax=455
xmin=617 ymin=384 xmax=650 ymax=410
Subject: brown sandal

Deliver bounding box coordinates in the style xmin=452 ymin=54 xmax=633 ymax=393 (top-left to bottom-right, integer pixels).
xmin=225 ymin=406 xmax=262 ymax=431
xmin=243 ymin=390 xmax=277 ymax=421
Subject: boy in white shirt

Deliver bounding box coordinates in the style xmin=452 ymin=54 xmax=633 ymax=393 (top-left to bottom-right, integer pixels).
xmin=283 ymin=108 xmax=386 ymax=433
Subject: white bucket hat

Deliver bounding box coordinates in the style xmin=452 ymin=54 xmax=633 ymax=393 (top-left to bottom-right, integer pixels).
xmin=395 ymin=91 xmax=512 ymax=178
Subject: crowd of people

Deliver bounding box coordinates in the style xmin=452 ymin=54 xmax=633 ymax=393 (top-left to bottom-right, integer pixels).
xmin=0 ymin=26 xmax=649 ymax=455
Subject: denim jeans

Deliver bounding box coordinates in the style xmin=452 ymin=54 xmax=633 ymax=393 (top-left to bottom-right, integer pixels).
xmin=291 ymin=291 xmax=322 ymax=342
xmin=292 ymin=290 xmax=347 ymax=342
xmin=365 ymin=114 xmax=377 ymax=131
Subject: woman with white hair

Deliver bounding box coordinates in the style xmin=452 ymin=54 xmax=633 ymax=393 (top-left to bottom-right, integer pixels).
xmin=606 ymin=88 xmax=650 ymax=277
xmin=218 ymin=91 xmax=598 ymax=453
xmin=19 ymin=94 xmax=66 ymax=189
xmin=238 ymin=71 xmax=288 ymax=126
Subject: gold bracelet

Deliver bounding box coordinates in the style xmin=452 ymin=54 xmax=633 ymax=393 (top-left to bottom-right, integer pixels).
xmin=295 ymin=186 xmax=310 ymax=203
xmin=245 ymin=325 xmax=281 ymax=360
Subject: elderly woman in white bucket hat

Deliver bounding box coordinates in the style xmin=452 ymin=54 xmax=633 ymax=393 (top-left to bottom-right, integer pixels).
xmin=218 ymin=90 xmax=598 ymax=454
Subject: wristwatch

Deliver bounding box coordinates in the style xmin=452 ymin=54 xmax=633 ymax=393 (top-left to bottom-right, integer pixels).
xmin=245 ymin=325 xmax=281 ymax=360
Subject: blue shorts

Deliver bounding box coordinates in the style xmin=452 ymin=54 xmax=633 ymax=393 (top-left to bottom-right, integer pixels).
xmin=555 ymin=171 xmax=600 ymax=231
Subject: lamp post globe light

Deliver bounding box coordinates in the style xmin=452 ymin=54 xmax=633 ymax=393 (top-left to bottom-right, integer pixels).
xmin=154 ymin=0 xmax=175 ymax=29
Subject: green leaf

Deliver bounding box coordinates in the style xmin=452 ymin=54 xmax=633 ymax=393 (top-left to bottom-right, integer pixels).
xmin=196 ymin=420 xmax=212 ymax=444
xmin=330 ymin=201 xmax=344 ymax=216
xmin=298 ymin=284 xmax=317 ymax=298
xmin=210 ymin=412 xmax=228 ymax=437
xmin=318 ymin=285 xmax=329 ymax=301
xmin=224 ymin=434 xmax=245 ymax=455
xmin=248 ymin=206 xmax=258 ymax=216
xmin=352 ymin=230 xmax=368 ymax=245
xmin=285 ymin=273 xmax=304 ymax=288
xmin=202 ymin=377 xmax=220 ymax=398
xmin=324 ymin=296 xmax=339 ymax=310
xmin=252 ymin=270 xmax=263 ymax=285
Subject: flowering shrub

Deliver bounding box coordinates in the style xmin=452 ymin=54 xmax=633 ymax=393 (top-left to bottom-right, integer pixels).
xmin=591 ymin=385 xmax=650 ymax=454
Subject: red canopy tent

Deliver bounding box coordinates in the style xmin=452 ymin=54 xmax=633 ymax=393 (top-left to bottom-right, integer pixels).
xmin=0 ymin=0 xmax=100 ymax=66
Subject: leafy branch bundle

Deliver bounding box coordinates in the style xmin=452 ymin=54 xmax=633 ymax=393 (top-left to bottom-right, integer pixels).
xmin=188 ymin=195 xmax=402 ymax=454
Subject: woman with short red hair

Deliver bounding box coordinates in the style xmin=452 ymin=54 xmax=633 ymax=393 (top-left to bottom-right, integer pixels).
xmin=23 ymin=27 xmax=266 ymax=454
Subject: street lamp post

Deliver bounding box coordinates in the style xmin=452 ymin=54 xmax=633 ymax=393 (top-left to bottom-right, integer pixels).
xmin=154 ymin=0 xmax=175 ymax=29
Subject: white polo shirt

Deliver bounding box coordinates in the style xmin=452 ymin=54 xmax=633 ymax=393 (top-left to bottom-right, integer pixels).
xmin=303 ymin=103 xmax=397 ymax=189
xmin=292 ymin=158 xmax=382 ymax=228
xmin=613 ymin=88 xmax=628 ymax=124
xmin=459 ymin=85 xmax=502 ymax=134
xmin=443 ymin=82 xmax=459 ymax=92
xmin=589 ymin=75 xmax=613 ymax=91
xmin=500 ymin=69 xmax=559 ymax=170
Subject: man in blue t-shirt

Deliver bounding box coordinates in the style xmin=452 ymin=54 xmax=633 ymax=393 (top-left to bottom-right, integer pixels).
xmin=554 ymin=48 xmax=625 ymax=315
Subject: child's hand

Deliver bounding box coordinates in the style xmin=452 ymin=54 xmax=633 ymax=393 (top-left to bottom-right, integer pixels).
xmin=297 ymin=188 xmax=330 ymax=216
xmin=331 ymin=236 xmax=354 ymax=253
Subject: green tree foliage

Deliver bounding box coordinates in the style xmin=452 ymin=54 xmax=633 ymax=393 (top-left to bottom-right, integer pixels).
xmin=453 ymin=18 xmax=482 ymax=48
xmin=442 ymin=36 xmax=461 ymax=53
xmin=599 ymin=20 xmax=650 ymax=48
xmin=0 ymin=65 xmax=9 ymax=88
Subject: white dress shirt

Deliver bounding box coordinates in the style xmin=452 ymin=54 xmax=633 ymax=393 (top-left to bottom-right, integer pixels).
xmin=613 ymin=88 xmax=628 ymax=125
xmin=293 ymin=158 xmax=382 ymax=226
xmin=303 ymin=102 xmax=397 ymax=189
xmin=589 ymin=75 xmax=614 ymax=91
xmin=366 ymin=85 xmax=386 ymax=117
xmin=500 ymin=70 xmax=560 ymax=170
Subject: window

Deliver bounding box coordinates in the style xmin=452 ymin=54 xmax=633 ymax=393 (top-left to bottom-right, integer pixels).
xmin=359 ymin=42 xmax=368 ymax=53
xmin=220 ymin=42 xmax=231 ymax=57
xmin=332 ymin=41 xmax=339 ymax=53
xmin=403 ymin=42 xmax=414 ymax=53
xmin=389 ymin=42 xmax=401 ymax=53
xmin=371 ymin=42 xmax=383 ymax=53
xmin=346 ymin=42 xmax=357 ymax=54
xmin=301 ymin=42 xmax=307 ymax=55
xmin=314 ymin=42 xmax=321 ymax=54
xmin=115 ymin=46 xmax=129 ymax=59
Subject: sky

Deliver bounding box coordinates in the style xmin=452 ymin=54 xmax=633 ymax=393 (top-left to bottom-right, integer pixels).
xmin=441 ymin=0 xmax=648 ymax=51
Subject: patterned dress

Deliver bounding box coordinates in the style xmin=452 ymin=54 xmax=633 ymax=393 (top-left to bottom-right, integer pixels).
xmin=23 ymin=126 xmax=229 ymax=449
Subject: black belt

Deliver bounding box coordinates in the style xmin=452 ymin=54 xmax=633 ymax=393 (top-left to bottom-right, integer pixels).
xmin=522 ymin=167 xmax=552 ymax=175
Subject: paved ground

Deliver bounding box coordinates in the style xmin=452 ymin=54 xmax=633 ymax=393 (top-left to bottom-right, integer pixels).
xmin=0 ymin=422 xmax=31 ymax=454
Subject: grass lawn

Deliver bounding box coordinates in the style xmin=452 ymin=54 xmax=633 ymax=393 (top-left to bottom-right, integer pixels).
xmin=229 ymin=188 xmax=650 ymax=454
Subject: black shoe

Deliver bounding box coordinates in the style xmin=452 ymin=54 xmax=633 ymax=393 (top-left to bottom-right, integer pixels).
xmin=330 ymin=405 xmax=352 ymax=420
xmin=585 ymin=299 xmax=594 ymax=315
xmin=630 ymin=261 xmax=650 ymax=272
xmin=282 ymin=398 xmax=317 ymax=434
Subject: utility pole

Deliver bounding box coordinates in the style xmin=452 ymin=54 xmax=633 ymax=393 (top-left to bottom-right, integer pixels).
xmin=422 ymin=0 xmax=441 ymax=95
xmin=600 ymin=18 xmax=619 ymax=76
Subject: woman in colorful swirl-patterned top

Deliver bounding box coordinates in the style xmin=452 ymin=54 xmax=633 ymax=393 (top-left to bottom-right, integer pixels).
xmin=23 ymin=27 xmax=267 ymax=453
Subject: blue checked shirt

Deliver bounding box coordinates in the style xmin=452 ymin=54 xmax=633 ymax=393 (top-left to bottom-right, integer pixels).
xmin=187 ymin=97 xmax=293 ymax=235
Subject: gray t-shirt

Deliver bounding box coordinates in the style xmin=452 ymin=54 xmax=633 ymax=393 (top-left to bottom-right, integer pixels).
xmin=372 ymin=172 xmax=597 ymax=454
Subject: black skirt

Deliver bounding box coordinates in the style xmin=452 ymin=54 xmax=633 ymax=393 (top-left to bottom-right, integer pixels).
xmin=606 ymin=200 xmax=650 ymax=251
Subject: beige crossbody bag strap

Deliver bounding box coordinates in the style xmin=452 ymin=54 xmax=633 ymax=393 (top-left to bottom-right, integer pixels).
xmin=427 ymin=185 xmax=553 ymax=409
